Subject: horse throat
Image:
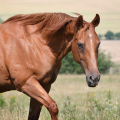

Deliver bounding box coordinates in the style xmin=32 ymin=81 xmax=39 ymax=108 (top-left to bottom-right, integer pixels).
xmin=57 ymin=40 xmax=72 ymax=61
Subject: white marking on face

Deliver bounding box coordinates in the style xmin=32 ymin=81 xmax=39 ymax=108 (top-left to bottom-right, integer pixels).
xmin=89 ymin=33 xmax=96 ymax=64
xmin=89 ymin=34 xmax=93 ymax=43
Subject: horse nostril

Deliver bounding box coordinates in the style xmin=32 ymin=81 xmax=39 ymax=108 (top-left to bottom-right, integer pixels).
xmin=89 ymin=75 xmax=92 ymax=80
xmin=98 ymin=74 xmax=101 ymax=81
xmin=89 ymin=75 xmax=93 ymax=84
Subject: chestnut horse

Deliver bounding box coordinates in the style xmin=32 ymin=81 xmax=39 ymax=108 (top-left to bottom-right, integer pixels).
xmin=0 ymin=13 xmax=100 ymax=120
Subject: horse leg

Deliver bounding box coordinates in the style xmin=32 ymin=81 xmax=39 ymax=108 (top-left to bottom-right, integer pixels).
xmin=28 ymin=85 xmax=51 ymax=120
xmin=21 ymin=77 xmax=58 ymax=120
xmin=28 ymin=98 xmax=42 ymax=120
xmin=26 ymin=61 xmax=61 ymax=120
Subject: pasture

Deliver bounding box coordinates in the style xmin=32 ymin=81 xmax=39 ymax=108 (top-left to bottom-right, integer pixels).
xmin=0 ymin=74 xmax=120 ymax=120
xmin=0 ymin=0 xmax=120 ymax=34
xmin=100 ymin=40 xmax=120 ymax=63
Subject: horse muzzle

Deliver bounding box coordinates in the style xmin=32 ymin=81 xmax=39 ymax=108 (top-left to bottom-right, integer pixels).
xmin=86 ymin=73 xmax=100 ymax=87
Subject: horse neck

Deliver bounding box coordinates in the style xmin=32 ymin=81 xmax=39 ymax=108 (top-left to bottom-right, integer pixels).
xmin=46 ymin=31 xmax=73 ymax=62
xmin=55 ymin=20 xmax=76 ymax=61
xmin=42 ymin=18 xmax=76 ymax=62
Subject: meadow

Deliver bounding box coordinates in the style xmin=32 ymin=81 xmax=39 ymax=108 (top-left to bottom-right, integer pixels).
xmin=100 ymin=40 xmax=120 ymax=63
xmin=0 ymin=74 xmax=120 ymax=120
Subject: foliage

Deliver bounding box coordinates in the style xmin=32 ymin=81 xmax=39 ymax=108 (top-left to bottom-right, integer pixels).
xmin=115 ymin=32 xmax=120 ymax=39
xmin=97 ymin=50 xmax=113 ymax=74
xmin=9 ymin=96 xmax=16 ymax=112
xmin=97 ymin=31 xmax=120 ymax=40
xmin=105 ymin=31 xmax=115 ymax=40
xmin=59 ymin=52 xmax=83 ymax=74
xmin=60 ymin=50 xmax=113 ymax=74
xmin=61 ymin=96 xmax=77 ymax=120
xmin=0 ymin=95 xmax=27 ymax=120
xmin=0 ymin=17 xmax=3 ymax=24
xmin=98 ymin=34 xmax=103 ymax=39
xmin=60 ymin=91 xmax=120 ymax=120
xmin=0 ymin=93 xmax=6 ymax=108
xmin=84 ymin=91 xmax=120 ymax=120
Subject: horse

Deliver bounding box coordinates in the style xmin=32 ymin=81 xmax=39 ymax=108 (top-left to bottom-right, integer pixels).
xmin=0 ymin=13 xmax=100 ymax=120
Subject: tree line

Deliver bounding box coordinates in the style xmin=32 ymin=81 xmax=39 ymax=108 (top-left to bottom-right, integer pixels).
xmin=98 ymin=31 xmax=120 ymax=40
xmin=0 ymin=16 xmax=3 ymax=24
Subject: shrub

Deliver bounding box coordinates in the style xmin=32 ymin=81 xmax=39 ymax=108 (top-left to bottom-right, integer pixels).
xmin=59 ymin=52 xmax=83 ymax=74
xmin=97 ymin=50 xmax=113 ymax=74
xmin=98 ymin=34 xmax=103 ymax=39
xmin=61 ymin=96 xmax=78 ymax=120
xmin=0 ymin=93 xmax=6 ymax=108
xmin=0 ymin=17 xmax=3 ymax=24
xmin=9 ymin=96 xmax=16 ymax=112
xmin=115 ymin=32 xmax=120 ymax=39
xmin=105 ymin=31 xmax=115 ymax=40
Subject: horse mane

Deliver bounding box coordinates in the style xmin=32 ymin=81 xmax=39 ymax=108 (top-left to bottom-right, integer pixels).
xmin=3 ymin=13 xmax=76 ymax=38
xmin=72 ymin=12 xmax=81 ymax=16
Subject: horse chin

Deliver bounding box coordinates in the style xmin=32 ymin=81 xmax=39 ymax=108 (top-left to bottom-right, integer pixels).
xmin=88 ymin=84 xmax=97 ymax=87
xmin=86 ymin=80 xmax=98 ymax=87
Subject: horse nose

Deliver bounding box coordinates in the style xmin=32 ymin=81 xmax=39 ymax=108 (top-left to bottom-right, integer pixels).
xmin=89 ymin=73 xmax=100 ymax=84
xmin=98 ymin=73 xmax=100 ymax=81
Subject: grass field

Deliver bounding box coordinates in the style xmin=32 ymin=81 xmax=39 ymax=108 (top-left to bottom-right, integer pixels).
xmin=100 ymin=40 xmax=120 ymax=63
xmin=0 ymin=74 xmax=120 ymax=120
xmin=0 ymin=0 xmax=120 ymax=34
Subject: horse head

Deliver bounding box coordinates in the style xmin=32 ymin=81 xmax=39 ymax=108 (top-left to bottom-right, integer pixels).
xmin=72 ymin=14 xmax=100 ymax=87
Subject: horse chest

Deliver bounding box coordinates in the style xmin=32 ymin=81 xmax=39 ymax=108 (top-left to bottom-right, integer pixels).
xmin=36 ymin=66 xmax=55 ymax=85
xmin=36 ymin=60 xmax=61 ymax=85
xmin=33 ymin=57 xmax=56 ymax=84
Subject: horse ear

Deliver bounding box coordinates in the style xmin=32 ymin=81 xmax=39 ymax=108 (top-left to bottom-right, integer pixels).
xmin=76 ymin=15 xmax=83 ymax=29
xmin=91 ymin=14 xmax=100 ymax=27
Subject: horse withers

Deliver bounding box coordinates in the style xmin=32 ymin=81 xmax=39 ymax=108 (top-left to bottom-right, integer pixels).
xmin=0 ymin=13 xmax=100 ymax=120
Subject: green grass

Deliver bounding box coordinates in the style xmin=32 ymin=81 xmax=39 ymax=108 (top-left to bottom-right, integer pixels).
xmin=0 ymin=74 xmax=120 ymax=120
xmin=0 ymin=0 xmax=120 ymax=34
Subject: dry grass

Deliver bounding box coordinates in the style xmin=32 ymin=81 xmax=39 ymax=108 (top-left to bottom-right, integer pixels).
xmin=0 ymin=74 xmax=120 ymax=119
xmin=0 ymin=0 xmax=120 ymax=34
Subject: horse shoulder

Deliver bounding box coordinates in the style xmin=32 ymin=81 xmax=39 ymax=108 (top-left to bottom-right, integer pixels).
xmin=0 ymin=22 xmax=60 ymax=90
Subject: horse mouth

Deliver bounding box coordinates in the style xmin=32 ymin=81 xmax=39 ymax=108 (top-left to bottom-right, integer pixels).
xmin=87 ymin=81 xmax=98 ymax=87
xmin=88 ymin=83 xmax=97 ymax=87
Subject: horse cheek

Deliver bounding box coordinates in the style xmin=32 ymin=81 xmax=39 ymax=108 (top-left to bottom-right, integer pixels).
xmin=72 ymin=41 xmax=80 ymax=64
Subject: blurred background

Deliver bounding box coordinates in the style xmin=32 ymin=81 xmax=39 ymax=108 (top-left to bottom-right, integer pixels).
xmin=0 ymin=0 xmax=120 ymax=120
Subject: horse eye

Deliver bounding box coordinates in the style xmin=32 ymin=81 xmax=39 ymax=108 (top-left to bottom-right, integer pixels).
xmin=97 ymin=43 xmax=100 ymax=54
xmin=77 ymin=43 xmax=84 ymax=49
xmin=97 ymin=43 xmax=100 ymax=48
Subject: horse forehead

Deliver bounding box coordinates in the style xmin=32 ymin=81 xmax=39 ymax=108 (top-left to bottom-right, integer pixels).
xmin=88 ymin=35 xmax=100 ymax=49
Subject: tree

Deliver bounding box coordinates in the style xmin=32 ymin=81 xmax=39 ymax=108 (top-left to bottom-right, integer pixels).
xmin=59 ymin=52 xmax=83 ymax=74
xmin=98 ymin=34 xmax=103 ymax=40
xmin=115 ymin=32 xmax=120 ymax=39
xmin=59 ymin=50 xmax=113 ymax=74
xmin=0 ymin=17 xmax=3 ymax=24
xmin=97 ymin=50 xmax=113 ymax=74
xmin=105 ymin=31 xmax=115 ymax=40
